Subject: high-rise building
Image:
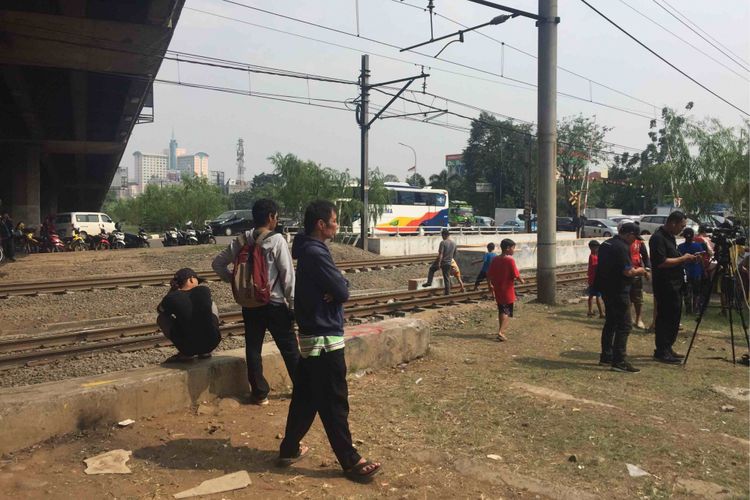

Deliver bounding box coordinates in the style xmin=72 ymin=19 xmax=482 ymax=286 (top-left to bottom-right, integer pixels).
xmin=109 ymin=166 xmax=129 ymax=199
xmin=169 ymin=131 xmax=178 ymax=170
xmin=208 ymin=170 xmax=225 ymax=187
xmin=133 ymin=151 xmax=168 ymax=191
xmin=177 ymin=152 xmax=209 ymax=178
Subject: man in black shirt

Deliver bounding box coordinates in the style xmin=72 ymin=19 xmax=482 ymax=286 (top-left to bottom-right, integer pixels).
xmin=594 ymin=223 xmax=648 ymax=373
xmin=648 ymin=211 xmax=699 ymax=364
xmin=157 ymin=268 xmax=222 ymax=362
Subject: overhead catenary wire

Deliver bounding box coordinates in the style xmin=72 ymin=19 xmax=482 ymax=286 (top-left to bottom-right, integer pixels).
xmin=578 ymin=0 xmax=749 ymax=117
xmin=390 ymin=0 xmax=662 ymax=111
xmin=212 ymin=0 xmax=666 ymax=121
xmin=614 ymin=0 xmax=749 ymax=80
xmin=652 ymin=0 xmax=750 ymax=71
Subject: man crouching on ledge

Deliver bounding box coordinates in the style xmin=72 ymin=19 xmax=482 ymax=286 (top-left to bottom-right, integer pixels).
xmin=277 ymin=199 xmax=382 ymax=483
xmin=156 ymin=267 xmax=221 ymax=363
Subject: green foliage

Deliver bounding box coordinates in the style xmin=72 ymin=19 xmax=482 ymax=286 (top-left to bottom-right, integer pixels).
xmin=405 ymin=173 xmax=426 ymax=187
xmin=104 ymin=175 xmax=229 ymax=231
xmin=229 ymin=173 xmax=280 ymax=209
xmin=461 ymin=112 xmax=535 ymax=216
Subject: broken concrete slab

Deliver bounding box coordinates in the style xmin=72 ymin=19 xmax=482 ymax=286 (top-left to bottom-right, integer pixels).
xmin=675 ymin=478 xmax=732 ymax=499
xmin=711 ymin=385 xmax=750 ymax=401
xmin=83 ymin=449 xmax=132 ymax=475
xmin=173 ymin=470 xmax=251 ymax=498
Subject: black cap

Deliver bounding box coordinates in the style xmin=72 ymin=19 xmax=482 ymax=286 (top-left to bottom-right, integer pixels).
xmin=173 ymin=268 xmax=206 ymax=287
xmin=619 ymin=222 xmax=643 ymax=240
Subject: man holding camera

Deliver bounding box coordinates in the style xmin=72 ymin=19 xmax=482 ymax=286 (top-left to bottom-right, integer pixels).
xmin=649 ymin=211 xmax=699 ymax=364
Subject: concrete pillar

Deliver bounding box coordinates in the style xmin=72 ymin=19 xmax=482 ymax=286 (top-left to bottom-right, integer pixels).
xmin=11 ymin=146 xmax=41 ymax=227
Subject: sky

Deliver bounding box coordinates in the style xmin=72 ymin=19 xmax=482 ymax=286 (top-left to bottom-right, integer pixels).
xmin=122 ymin=0 xmax=750 ymax=183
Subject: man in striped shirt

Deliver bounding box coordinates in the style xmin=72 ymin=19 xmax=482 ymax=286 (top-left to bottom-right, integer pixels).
xmin=278 ymin=200 xmax=381 ymax=483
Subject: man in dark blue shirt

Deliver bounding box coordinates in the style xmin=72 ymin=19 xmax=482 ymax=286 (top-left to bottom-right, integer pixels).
xmin=594 ymin=223 xmax=648 ymax=373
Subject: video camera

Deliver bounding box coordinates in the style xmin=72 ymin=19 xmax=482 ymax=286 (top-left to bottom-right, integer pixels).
xmin=704 ymin=223 xmax=746 ymax=265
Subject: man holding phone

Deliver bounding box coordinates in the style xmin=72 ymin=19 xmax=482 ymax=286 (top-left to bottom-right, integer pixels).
xmin=649 ymin=211 xmax=700 ymax=364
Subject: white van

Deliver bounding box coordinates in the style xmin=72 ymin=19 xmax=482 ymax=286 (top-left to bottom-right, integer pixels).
xmin=54 ymin=212 xmax=116 ymax=237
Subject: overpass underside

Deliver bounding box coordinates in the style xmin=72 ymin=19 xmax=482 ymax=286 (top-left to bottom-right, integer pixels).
xmin=0 ymin=0 xmax=185 ymax=226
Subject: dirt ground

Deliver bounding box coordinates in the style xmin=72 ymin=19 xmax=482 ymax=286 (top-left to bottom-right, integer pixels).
xmin=1 ymin=296 xmax=748 ymax=499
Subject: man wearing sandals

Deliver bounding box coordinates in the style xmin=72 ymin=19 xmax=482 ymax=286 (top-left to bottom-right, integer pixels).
xmin=156 ymin=268 xmax=221 ymax=362
xmin=277 ymin=200 xmax=382 ymax=483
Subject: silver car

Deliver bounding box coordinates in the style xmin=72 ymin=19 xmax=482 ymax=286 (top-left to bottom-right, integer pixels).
xmin=582 ymin=218 xmax=618 ymax=238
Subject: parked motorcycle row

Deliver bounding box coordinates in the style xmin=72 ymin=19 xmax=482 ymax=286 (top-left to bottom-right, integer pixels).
xmin=162 ymin=221 xmax=216 ymax=247
xmin=11 ymin=223 xmax=151 ymax=254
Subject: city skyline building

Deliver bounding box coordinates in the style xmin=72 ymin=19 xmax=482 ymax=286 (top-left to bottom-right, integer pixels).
xmin=176 ymin=152 xmax=209 ymax=178
xmin=133 ymin=151 xmax=168 ymax=192
xmin=169 ymin=131 xmax=178 ymax=171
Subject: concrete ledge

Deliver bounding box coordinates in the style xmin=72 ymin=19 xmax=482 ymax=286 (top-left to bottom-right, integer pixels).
xmin=0 ymin=318 xmax=429 ymax=456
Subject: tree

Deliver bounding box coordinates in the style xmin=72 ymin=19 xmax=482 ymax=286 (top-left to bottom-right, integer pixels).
xmin=405 ymin=173 xmax=426 ymax=187
xmin=556 ymin=115 xmax=611 ymax=216
xmin=383 ymin=174 xmax=400 ymax=183
xmin=461 ymin=112 xmax=535 ymax=216
xmin=105 ymin=175 xmax=229 ymax=231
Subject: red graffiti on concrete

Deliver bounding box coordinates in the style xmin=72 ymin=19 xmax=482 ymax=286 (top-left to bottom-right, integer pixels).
xmin=346 ymin=325 xmax=384 ymax=338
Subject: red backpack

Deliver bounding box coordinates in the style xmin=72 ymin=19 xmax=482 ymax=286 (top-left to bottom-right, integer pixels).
xmin=231 ymin=229 xmax=275 ymax=308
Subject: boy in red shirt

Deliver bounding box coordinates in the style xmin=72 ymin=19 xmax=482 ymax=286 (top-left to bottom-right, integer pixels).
xmin=487 ymin=238 xmax=525 ymax=341
xmin=587 ymin=240 xmax=605 ymax=318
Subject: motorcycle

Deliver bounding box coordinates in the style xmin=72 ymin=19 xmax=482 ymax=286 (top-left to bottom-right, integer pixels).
xmin=17 ymin=224 xmax=39 ymax=254
xmin=67 ymin=227 xmax=88 ymax=252
xmin=40 ymin=230 xmax=65 ymax=253
xmin=196 ymin=223 xmax=216 ymax=244
xmin=90 ymin=228 xmax=111 ymax=251
xmin=183 ymin=222 xmax=199 ymax=245
xmin=137 ymin=227 xmax=150 ymax=248
xmin=108 ymin=223 xmax=126 ymax=249
xmin=163 ymin=227 xmax=180 ymax=247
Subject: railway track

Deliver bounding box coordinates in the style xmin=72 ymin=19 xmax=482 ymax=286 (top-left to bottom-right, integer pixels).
xmin=0 ymin=254 xmax=435 ymax=297
xmin=0 ymin=270 xmax=587 ymax=371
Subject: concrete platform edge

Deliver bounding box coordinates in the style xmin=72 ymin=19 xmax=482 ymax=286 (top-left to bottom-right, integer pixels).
xmin=0 ymin=317 xmax=429 ymax=456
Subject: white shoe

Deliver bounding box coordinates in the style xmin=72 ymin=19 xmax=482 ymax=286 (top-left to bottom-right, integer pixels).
xmin=636 ymin=320 xmax=646 ymax=329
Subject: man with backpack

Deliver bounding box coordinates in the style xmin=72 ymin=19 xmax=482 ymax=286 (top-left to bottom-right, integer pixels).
xmin=212 ymin=199 xmax=299 ymax=405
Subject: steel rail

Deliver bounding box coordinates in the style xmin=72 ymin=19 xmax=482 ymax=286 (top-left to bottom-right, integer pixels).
xmin=0 ymin=255 xmax=435 ymax=297
xmin=0 ymin=271 xmax=587 ymax=371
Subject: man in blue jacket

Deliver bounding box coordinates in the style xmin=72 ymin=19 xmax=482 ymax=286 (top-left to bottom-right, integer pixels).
xmin=277 ymin=200 xmax=381 ymax=483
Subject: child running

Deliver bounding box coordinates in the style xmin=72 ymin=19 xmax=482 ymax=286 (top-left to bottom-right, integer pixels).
xmin=472 ymin=242 xmax=496 ymax=291
xmin=487 ymin=238 xmax=524 ymax=342
xmin=587 ymin=240 xmax=605 ymax=318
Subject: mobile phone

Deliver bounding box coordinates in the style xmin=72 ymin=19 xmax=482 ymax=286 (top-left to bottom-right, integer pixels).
xmin=693 ymin=251 xmax=706 ymax=255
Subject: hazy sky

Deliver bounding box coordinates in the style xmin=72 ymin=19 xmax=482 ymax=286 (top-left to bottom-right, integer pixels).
xmin=122 ymin=0 xmax=750 ymax=182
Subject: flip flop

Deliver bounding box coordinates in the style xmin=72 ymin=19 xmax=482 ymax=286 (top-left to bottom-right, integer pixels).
xmin=344 ymin=459 xmax=381 ymax=483
xmin=276 ymin=446 xmax=309 ymax=467
xmin=496 ymin=333 xmax=507 ymax=342
xmin=197 ymin=353 xmax=212 ymax=359
xmin=164 ymin=354 xmax=195 ymax=363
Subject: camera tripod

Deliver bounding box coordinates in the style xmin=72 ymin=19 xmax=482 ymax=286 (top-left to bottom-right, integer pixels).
xmin=683 ymin=257 xmax=750 ymax=366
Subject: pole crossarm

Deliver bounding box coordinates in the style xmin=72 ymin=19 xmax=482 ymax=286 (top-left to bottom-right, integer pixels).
xmin=466 ymin=0 xmax=547 ymax=22
xmin=366 ymin=73 xmax=429 ymax=128
xmin=380 ymin=109 xmax=447 ymax=120
xmin=400 ymin=16 xmax=512 ymax=53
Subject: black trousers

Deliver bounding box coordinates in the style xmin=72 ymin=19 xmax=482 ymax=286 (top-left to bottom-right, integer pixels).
xmin=1 ymin=237 xmax=14 ymax=260
xmin=280 ymin=348 xmax=361 ymax=470
xmin=654 ymin=282 xmax=682 ymax=355
xmin=601 ymin=291 xmax=632 ymax=363
xmin=242 ymin=303 xmax=300 ymax=399
xmin=426 ymin=262 xmax=452 ymax=295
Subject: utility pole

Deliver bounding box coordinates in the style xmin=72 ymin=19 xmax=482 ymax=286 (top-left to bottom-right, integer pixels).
xmin=359 ymin=55 xmax=370 ymax=249
xmin=524 ymin=136 xmax=532 ymax=233
xmin=536 ymin=0 xmax=558 ymax=304
xmin=356 ymin=56 xmax=429 ymax=249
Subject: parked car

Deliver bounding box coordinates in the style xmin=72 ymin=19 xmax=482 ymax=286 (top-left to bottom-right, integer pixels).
xmin=474 ymin=216 xmax=495 ymax=227
xmin=639 ymin=214 xmax=698 ymax=235
xmin=498 ymin=219 xmax=524 ymax=233
xmin=582 ymin=218 xmax=618 ymax=238
xmin=556 ymin=216 xmax=577 ymax=232
xmin=610 ymin=215 xmax=639 ymax=227
xmin=208 ymin=210 xmax=254 ymax=236
xmin=54 ymin=212 xmax=116 ymax=238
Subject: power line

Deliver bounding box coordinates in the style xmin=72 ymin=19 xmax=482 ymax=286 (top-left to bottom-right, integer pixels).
xmin=579 ymin=0 xmax=749 ymax=117
xmin=212 ymin=1 xmax=663 ymax=120
xmin=652 ymin=0 xmax=750 ymax=71
xmin=614 ymin=0 xmax=749 ymax=80
xmin=390 ymin=0 xmax=662 ymax=110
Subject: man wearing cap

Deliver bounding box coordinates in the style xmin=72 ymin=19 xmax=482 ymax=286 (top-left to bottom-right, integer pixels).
xmin=649 ymin=211 xmax=699 ymax=364
xmin=422 ymin=228 xmax=457 ymax=295
xmin=594 ymin=223 xmax=648 ymax=373
xmin=157 ymin=268 xmax=221 ymax=362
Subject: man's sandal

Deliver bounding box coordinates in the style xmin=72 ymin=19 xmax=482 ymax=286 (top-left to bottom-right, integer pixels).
xmin=164 ymin=353 xmax=195 ymax=363
xmin=496 ymin=333 xmax=507 ymax=342
xmin=276 ymin=446 xmax=309 ymax=467
xmin=344 ymin=459 xmax=381 ymax=483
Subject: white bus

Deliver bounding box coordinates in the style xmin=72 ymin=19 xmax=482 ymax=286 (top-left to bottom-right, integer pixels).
xmin=352 ymin=182 xmax=449 ymax=234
